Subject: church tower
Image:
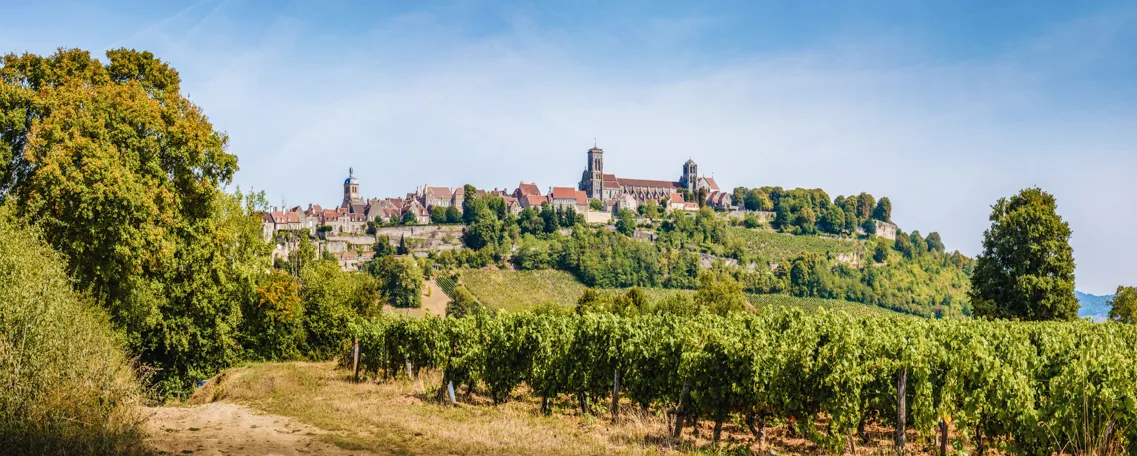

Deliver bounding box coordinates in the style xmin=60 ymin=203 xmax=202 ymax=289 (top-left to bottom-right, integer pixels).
xmin=581 ymin=145 xmax=604 ymax=200
xmin=342 ymin=167 xmax=360 ymax=208
xmin=681 ymin=159 xmax=698 ymax=193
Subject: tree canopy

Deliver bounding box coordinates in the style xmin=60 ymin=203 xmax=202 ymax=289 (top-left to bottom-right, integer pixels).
xmin=969 ymin=188 xmax=1077 ymax=321
xmin=1108 ymin=286 xmax=1137 ymax=324
xmin=0 ymin=48 xmax=268 ymax=395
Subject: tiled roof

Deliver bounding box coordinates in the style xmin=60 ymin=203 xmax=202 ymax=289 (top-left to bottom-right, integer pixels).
xmin=516 ymin=182 xmax=540 ymax=196
xmin=523 ymin=194 xmax=548 ymax=207
xmin=701 ymin=177 xmax=720 ymax=192
xmin=617 ymin=178 xmax=681 ymax=189
xmin=550 ymin=187 xmax=577 ymax=200
xmin=575 ymin=190 xmax=588 ymax=206
xmin=669 ymin=193 xmax=686 ymax=204
xmin=427 ymin=187 xmax=453 ymax=198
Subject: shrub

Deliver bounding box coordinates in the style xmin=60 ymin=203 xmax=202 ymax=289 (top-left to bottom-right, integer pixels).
xmin=0 ymin=208 xmax=146 ymax=455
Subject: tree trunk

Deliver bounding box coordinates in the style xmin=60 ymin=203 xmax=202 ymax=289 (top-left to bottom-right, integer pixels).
xmin=578 ymin=391 xmax=588 ymax=416
xmin=672 ymin=381 xmax=691 ymax=439
xmin=846 ymin=431 xmax=856 ymax=455
xmin=610 ymin=369 xmax=621 ymax=423
xmin=896 ymin=367 xmax=908 ymax=452
xmin=541 ymin=393 xmax=550 ymax=416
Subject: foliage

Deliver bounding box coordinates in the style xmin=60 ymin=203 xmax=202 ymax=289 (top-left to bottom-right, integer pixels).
xmin=243 ymin=271 xmax=306 ymax=360
xmin=0 ymin=207 xmax=146 ymax=455
xmin=430 ymin=206 xmax=446 ymax=224
xmin=0 ymin=49 xmax=271 ymax=396
xmin=352 ymin=309 xmax=1137 ymax=455
xmin=365 ymin=255 xmax=424 ymax=309
xmin=970 ymin=188 xmax=1077 ymax=321
xmin=614 ymin=209 xmax=636 ymax=236
xmin=300 ymin=259 xmax=380 ymax=359
xmin=589 ymin=199 xmax=603 ymax=211
xmin=1108 ymin=286 xmax=1137 ymax=324
xmin=693 ymin=271 xmax=748 ymax=315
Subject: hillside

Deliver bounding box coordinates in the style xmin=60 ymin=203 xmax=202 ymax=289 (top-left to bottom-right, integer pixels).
xmin=461 ymin=268 xmax=904 ymax=316
xmin=1076 ymin=291 xmax=1114 ymax=321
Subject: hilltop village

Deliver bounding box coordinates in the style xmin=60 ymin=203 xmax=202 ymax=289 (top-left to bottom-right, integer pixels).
xmin=262 ymin=146 xmax=737 ymax=269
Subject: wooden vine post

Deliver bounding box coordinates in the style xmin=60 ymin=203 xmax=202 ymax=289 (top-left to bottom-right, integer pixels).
xmin=351 ymin=339 xmax=360 ymax=382
xmin=896 ymin=367 xmax=908 ymax=452
xmin=940 ymin=419 xmax=949 ymax=455
xmin=610 ymin=369 xmax=621 ymax=423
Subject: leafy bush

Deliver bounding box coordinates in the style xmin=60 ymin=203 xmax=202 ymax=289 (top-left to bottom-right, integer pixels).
xmin=0 ymin=208 xmax=146 ymax=455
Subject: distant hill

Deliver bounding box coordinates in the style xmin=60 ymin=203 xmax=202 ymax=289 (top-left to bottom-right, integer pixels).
xmin=1076 ymin=291 xmax=1114 ymax=321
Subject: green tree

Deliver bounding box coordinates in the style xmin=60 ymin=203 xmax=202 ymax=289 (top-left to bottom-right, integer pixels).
xmin=925 ymin=232 xmax=945 ymax=253
xmin=244 ymin=271 xmax=306 ymax=360
xmin=445 ymin=205 xmax=462 ymax=224
xmin=401 ymin=210 xmax=418 ymax=225
xmin=969 ymin=188 xmax=1077 ymax=321
xmin=462 ymin=209 xmax=502 ymax=250
xmin=300 ymin=259 xmax=379 ymax=358
xmin=742 ymin=212 xmax=761 ymax=229
xmin=694 ymin=271 xmax=747 ymax=315
xmin=373 ymin=235 xmax=396 ymax=257
xmin=1107 ymin=286 xmax=1137 ymax=324
xmin=589 ymin=199 xmax=603 ymax=211
xmin=641 ymin=199 xmax=662 ymax=219
xmin=615 ymin=209 xmax=636 ymax=236
xmin=861 ymin=218 xmax=877 ymax=235
xmin=365 ymin=255 xmax=423 ymax=308
xmin=872 ymin=239 xmax=891 ymax=263
xmin=539 ymin=204 xmax=559 ymax=233
xmin=430 ymin=206 xmax=446 ymax=224
xmin=0 ymin=49 xmax=269 ymax=395
xmin=873 ymin=197 xmax=892 ymax=222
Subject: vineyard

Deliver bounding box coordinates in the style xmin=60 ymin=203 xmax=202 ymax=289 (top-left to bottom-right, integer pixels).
xmin=348 ymin=309 xmax=1137 ymax=455
xmin=460 ymin=269 xmax=693 ymax=311
xmin=727 ymin=227 xmax=869 ymax=266
xmin=747 ymin=294 xmax=904 ymax=318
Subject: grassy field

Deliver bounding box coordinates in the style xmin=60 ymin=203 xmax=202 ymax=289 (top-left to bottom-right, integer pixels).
xmin=174 ymin=361 xmax=912 ymax=455
xmin=727 ymin=227 xmax=869 ymax=266
xmin=461 ymin=269 xmax=692 ymax=312
xmin=462 ymin=269 xmax=902 ymax=317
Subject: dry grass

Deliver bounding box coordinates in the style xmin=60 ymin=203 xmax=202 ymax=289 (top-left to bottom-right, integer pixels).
xmin=185 ymin=361 xmax=934 ymax=456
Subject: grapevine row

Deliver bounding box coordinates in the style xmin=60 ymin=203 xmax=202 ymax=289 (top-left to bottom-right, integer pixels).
xmin=347 ymin=310 xmax=1137 ymax=454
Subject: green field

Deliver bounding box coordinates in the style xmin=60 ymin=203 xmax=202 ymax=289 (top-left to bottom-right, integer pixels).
xmin=727 ymin=227 xmax=870 ymax=266
xmin=461 ymin=269 xmax=691 ymax=312
xmin=462 ymin=268 xmax=903 ymax=316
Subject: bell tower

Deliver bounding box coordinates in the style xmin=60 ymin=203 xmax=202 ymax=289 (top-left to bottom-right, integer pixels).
xmin=342 ymin=167 xmax=360 ymax=208
xmin=681 ymin=159 xmax=697 ymax=193
xmin=582 ymin=145 xmax=604 ymax=200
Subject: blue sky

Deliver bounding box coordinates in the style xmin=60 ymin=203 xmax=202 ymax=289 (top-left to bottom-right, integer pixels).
xmin=3 ymin=0 xmax=1136 ymax=294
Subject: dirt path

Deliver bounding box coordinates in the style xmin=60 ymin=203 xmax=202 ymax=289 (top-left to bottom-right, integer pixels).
xmin=143 ymin=402 xmax=373 ymax=456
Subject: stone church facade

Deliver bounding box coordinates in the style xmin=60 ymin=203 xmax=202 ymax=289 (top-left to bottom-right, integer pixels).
xmin=579 ymin=146 xmax=731 ymax=209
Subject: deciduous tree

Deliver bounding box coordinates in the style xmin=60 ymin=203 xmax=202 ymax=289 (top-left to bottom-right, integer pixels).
xmin=1108 ymin=286 xmax=1137 ymax=324
xmin=969 ymin=188 xmax=1077 ymax=321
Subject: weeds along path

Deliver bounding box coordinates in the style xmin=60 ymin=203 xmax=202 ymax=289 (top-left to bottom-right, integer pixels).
xmin=143 ymin=402 xmax=371 ymax=456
